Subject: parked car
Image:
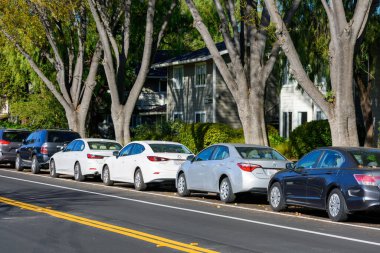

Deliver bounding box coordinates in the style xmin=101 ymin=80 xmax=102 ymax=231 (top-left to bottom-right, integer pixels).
xmin=176 ymin=144 xmax=289 ymax=203
xmin=268 ymin=147 xmax=380 ymax=222
xmin=101 ymin=141 xmax=193 ymax=190
xmin=0 ymin=129 xmax=31 ymax=165
xmin=49 ymin=138 xmax=122 ymax=181
xmin=16 ymin=129 xmax=81 ymax=174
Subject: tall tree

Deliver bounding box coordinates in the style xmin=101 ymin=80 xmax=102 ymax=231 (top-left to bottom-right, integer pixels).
xmin=88 ymin=0 xmax=177 ymax=144
xmin=185 ymin=0 xmax=301 ymax=145
xmin=265 ymin=0 xmax=373 ymax=146
xmin=0 ymin=0 xmax=102 ymax=137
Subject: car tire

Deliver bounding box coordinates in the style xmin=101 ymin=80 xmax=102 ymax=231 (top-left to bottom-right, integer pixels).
xmin=269 ymin=182 xmax=287 ymax=212
xmin=134 ymin=169 xmax=147 ymax=191
xmin=74 ymin=162 xmax=85 ymax=182
xmin=15 ymin=154 xmax=23 ymax=171
xmin=219 ymin=177 xmax=236 ymax=203
xmin=327 ymin=189 xmax=348 ymax=222
xmin=49 ymin=159 xmax=59 ymax=178
xmin=177 ymin=173 xmax=191 ymax=197
xmin=102 ymin=165 xmax=114 ymax=186
xmin=31 ymin=155 xmax=40 ymax=174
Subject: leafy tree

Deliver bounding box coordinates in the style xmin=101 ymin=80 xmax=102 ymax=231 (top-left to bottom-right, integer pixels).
xmin=265 ymin=0 xmax=373 ymax=146
xmin=185 ymin=0 xmax=301 ymax=145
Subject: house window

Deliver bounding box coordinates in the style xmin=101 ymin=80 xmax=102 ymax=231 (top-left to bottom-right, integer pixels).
xmin=173 ymin=66 xmax=183 ymax=89
xmin=195 ymin=63 xmax=207 ymax=87
xmin=282 ymin=112 xmax=292 ymax=138
xmin=298 ymin=112 xmax=308 ymax=125
xmin=195 ymin=111 xmax=206 ymax=123
xmin=173 ymin=112 xmax=183 ymax=121
xmin=316 ymin=111 xmax=323 ymax=120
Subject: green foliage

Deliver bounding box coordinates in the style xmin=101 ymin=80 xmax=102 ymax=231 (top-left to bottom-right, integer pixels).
xmin=267 ymin=125 xmax=286 ymax=147
xmin=10 ymin=92 xmax=67 ymax=130
xmin=0 ymin=120 xmax=25 ymax=129
xmin=289 ymin=120 xmax=332 ymax=159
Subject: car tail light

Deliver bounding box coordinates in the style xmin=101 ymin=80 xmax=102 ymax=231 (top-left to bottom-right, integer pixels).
xmin=237 ymin=163 xmax=262 ymax=172
xmin=0 ymin=140 xmax=10 ymax=145
xmin=147 ymin=156 xmax=170 ymax=162
xmin=41 ymin=145 xmax=48 ymax=155
xmin=354 ymin=174 xmax=378 ymax=186
xmin=87 ymin=154 xmax=104 ymax=159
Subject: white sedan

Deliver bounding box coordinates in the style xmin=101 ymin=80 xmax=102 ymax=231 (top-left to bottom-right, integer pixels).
xmin=176 ymin=143 xmax=289 ymax=203
xmin=49 ymin=138 xmax=122 ymax=181
xmin=101 ymin=141 xmax=193 ymax=190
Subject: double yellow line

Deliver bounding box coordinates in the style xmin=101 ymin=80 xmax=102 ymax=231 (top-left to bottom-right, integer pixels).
xmin=0 ymin=196 xmax=218 ymax=253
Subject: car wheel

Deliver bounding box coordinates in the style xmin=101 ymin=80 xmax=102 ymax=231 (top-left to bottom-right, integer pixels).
xmin=134 ymin=169 xmax=147 ymax=191
xmin=49 ymin=159 xmax=59 ymax=178
xmin=74 ymin=162 xmax=85 ymax=182
xmin=31 ymin=155 xmax=40 ymax=174
xmin=269 ymin=182 xmax=287 ymax=212
xmin=177 ymin=173 xmax=191 ymax=197
xmin=15 ymin=154 xmax=23 ymax=171
xmin=102 ymin=165 xmax=114 ymax=186
xmin=327 ymin=189 xmax=348 ymax=222
xmin=219 ymin=177 xmax=236 ymax=203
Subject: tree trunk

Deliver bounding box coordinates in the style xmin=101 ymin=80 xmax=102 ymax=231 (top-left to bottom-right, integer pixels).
xmin=111 ymin=107 xmax=126 ymax=145
xmin=329 ymin=40 xmax=359 ymax=146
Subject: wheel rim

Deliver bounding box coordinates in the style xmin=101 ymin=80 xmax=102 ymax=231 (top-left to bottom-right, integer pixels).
xmin=220 ymin=180 xmax=230 ymax=200
xmin=74 ymin=164 xmax=79 ymax=179
xmin=178 ymin=176 xmax=185 ymax=193
xmin=31 ymin=158 xmax=36 ymax=171
xmin=135 ymin=172 xmax=141 ymax=188
xmin=270 ymin=186 xmax=281 ymax=208
xmin=50 ymin=161 xmax=55 ymax=176
xmin=104 ymin=168 xmax=109 ymax=183
xmin=329 ymin=193 xmax=341 ymax=217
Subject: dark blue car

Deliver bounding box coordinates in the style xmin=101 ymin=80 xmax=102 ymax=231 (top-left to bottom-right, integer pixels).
xmin=268 ymin=147 xmax=380 ymax=221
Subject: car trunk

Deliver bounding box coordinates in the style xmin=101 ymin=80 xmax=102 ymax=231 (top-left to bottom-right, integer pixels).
xmin=150 ymin=152 xmax=192 ymax=171
xmin=244 ymin=159 xmax=288 ymax=179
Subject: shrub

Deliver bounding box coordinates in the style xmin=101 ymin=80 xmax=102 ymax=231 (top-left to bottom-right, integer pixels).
xmin=267 ymin=125 xmax=286 ymax=147
xmin=289 ymin=120 xmax=331 ymax=159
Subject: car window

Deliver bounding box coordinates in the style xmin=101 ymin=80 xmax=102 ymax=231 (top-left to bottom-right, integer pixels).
xmin=47 ymin=131 xmax=81 ymax=143
xmin=2 ymin=131 xmax=30 ymax=142
xmin=88 ymin=141 xmax=122 ymax=151
xmin=318 ymin=151 xmax=344 ymax=168
xmin=195 ymin=146 xmax=215 ymax=161
xmin=149 ymin=144 xmax=191 ymax=154
xmin=119 ymin=144 xmax=134 ymax=156
xmin=65 ymin=141 xmax=77 ymax=152
xmin=26 ymin=133 xmax=36 ymax=144
xmin=348 ymin=149 xmax=380 ymax=167
xmin=212 ymin=146 xmax=230 ymax=160
xmin=236 ymin=147 xmax=286 ymax=160
xmin=73 ymin=140 xmax=85 ymax=151
xmin=130 ymin=144 xmax=145 ymax=155
xmin=297 ymin=150 xmax=323 ymax=169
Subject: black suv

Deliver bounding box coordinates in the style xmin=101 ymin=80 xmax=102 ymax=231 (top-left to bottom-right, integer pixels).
xmin=16 ymin=129 xmax=81 ymax=173
xmin=0 ymin=129 xmax=31 ymax=165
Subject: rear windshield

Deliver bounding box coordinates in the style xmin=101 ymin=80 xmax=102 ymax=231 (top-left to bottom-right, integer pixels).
xmin=149 ymin=144 xmax=191 ymax=154
xmin=349 ymin=149 xmax=380 ymax=167
xmin=47 ymin=131 xmax=81 ymax=143
xmin=236 ymin=147 xmax=286 ymax=160
xmin=2 ymin=131 xmax=30 ymax=142
xmin=88 ymin=141 xmax=122 ymax=151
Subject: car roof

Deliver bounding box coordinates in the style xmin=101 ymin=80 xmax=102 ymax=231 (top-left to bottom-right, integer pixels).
xmin=213 ymin=143 xmax=272 ymax=148
xmin=80 ymin=138 xmax=120 ymax=143
xmin=316 ymin=146 xmax=380 ymax=152
xmin=132 ymin=140 xmax=183 ymax=145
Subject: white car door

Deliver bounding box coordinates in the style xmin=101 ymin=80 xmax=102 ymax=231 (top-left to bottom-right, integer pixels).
xmin=70 ymin=140 xmax=86 ymax=175
xmin=58 ymin=140 xmax=77 ymax=174
xmin=112 ymin=144 xmax=135 ymax=182
xmin=125 ymin=144 xmax=145 ymax=182
xmin=203 ymin=145 xmax=230 ymax=192
xmin=186 ymin=146 xmax=216 ymax=191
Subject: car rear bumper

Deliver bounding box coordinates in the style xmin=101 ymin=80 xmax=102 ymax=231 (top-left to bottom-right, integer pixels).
xmin=346 ymin=185 xmax=380 ymax=211
xmin=0 ymin=152 xmax=16 ymax=163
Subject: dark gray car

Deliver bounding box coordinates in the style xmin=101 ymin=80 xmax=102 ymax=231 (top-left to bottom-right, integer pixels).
xmin=0 ymin=129 xmax=31 ymax=165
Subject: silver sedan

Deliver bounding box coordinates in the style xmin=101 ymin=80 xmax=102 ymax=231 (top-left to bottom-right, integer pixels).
xmin=176 ymin=143 xmax=289 ymax=203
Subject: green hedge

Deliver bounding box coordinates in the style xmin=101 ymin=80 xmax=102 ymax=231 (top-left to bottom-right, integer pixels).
xmin=289 ymin=120 xmax=332 ymax=159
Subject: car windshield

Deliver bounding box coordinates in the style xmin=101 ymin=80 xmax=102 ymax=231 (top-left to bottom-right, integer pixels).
xmin=47 ymin=131 xmax=81 ymax=143
xmin=149 ymin=144 xmax=192 ymax=154
xmin=88 ymin=141 xmax=122 ymax=151
xmin=236 ymin=147 xmax=286 ymax=160
xmin=2 ymin=132 xmax=30 ymax=142
xmin=348 ymin=149 xmax=380 ymax=167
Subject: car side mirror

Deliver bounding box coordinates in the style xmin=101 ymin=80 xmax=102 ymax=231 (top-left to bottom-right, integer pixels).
xmin=186 ymin=155 xmax=195 ymax=162
xmin=113 ymin=151 xmax=119 ymax=157
xmin=22 ymin=139 xmax=26 ymax=145
xmin=286 ymin=162 xmax=295 ymax=170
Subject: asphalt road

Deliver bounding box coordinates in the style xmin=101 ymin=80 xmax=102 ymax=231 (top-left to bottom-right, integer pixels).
xmin=1 ymin=166 xmax=380 ymax=253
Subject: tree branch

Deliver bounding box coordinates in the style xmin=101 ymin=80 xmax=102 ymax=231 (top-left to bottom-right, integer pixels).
xmin=352 ymin=0 xmax=373 ymax=41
